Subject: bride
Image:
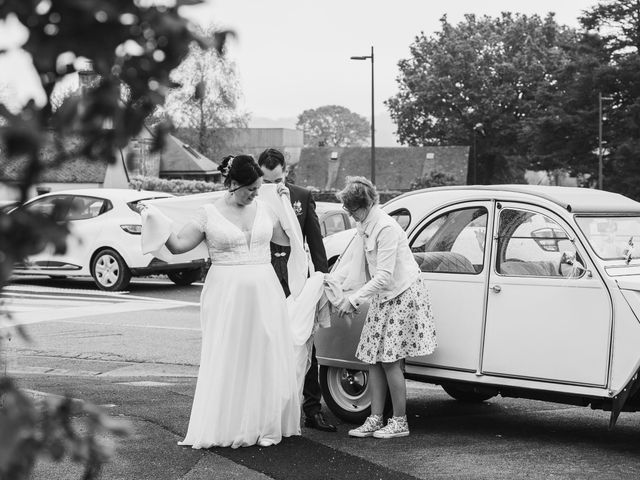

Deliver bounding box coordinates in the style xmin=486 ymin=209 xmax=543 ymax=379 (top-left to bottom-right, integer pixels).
xmin=157 ymin=155 xmax=303 ymax=448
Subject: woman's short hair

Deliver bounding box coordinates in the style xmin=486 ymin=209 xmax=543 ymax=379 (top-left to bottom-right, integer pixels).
xmin=336 ymin=176 xmax=379 ymax=211
xmin=218 ymin=154 xmax=264 ymax=188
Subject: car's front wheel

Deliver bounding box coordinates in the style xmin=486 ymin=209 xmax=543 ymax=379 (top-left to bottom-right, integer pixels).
xmin=319 ymin=366 xmax=371 ymax=424
xmin=91 ymin=248 xmax=131 ymax=291
xmin=167 ymin=267 xmax=203 ymax=286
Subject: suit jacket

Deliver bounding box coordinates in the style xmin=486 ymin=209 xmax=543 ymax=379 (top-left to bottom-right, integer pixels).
xmin=271 ymin=183 xmax=328 ymax=296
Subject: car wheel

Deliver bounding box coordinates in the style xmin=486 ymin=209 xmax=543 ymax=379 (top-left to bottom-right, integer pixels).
xmin=167 ymin=267 xmax=203 ymax=286
xmin=91 ymin=248 xmax=131 ymax=291
xmin=441 ymin=383 xmax=496 ymax=403
xmin=320 ymin=365 xmax=372 ymax=424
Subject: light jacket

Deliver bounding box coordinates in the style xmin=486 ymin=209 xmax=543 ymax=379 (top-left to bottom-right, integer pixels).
xmin=329 ymin=206 xmax=420 ymax=308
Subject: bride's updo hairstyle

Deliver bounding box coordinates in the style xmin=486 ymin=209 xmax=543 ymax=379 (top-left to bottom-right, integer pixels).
xmin=218 ymin=154 xmax=264 ymax=190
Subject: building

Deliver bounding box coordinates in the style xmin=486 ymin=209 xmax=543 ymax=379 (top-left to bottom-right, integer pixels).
xmin=128 ymin=128 xmax=221 ymax=182
xmin=295 ymin=146 xmax=470 ymax=191
xmin=0 ymin=134 xmax=130 ymax=200
xmin=204 ymin=127 xmax=304 ymax=166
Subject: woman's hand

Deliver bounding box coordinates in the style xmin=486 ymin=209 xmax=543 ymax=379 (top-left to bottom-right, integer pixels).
xmin=337 ymin=297 xmax=356 ymax=318
xmin=276 ymin=183 xmax=290 ymax=198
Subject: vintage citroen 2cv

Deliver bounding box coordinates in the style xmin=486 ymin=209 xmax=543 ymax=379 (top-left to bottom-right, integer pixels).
xmin=316 ymin=185 xmax=640 ymax=428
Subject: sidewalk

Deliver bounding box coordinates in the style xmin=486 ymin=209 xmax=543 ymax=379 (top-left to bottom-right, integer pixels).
xmin=10 ymin=358 xmax=273 ymax=480
xmin=9 ymin=357 xmax=416 ymax=480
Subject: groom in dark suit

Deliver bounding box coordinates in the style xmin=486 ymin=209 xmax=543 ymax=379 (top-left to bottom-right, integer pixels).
xmin=258 ymin=148 xmax=337 ymax=433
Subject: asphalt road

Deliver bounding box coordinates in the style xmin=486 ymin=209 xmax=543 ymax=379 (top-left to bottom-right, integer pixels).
xmin=3 ymin=275 xmax=640 ymax=480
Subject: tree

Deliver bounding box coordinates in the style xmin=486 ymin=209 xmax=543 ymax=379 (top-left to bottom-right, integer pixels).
xmin=519 ymin=32 xmax=614 ymax=181
xmin=162 ymin=24 xmax=247 ymax=157
xmin=409 ymin=171 xmax=457 ymax=190
xmin=296 ymin=105 xmax=370 ymax=147
xmin=580 ymin=0 xmax=640 ymax=56
xmin=387 ymin=13 xmax=579 ymax=184
xmin=578 ymin=0 xmax=640 ymax=198
xmin=0 ymin=1 xmax=230 ymax=478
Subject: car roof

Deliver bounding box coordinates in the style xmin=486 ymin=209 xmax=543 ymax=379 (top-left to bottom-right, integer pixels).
xmin=391 ymin=185 xmax=640 ymax=214
xmin=315 ymin=201 xmax=342 ymax=213
xmin=30 ymin=188 xmax=173 ymax=202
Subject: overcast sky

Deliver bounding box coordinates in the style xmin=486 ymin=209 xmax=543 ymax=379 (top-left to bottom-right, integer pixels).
xmin=181 ymin=0 xmax=598 ymax=121
xmin=0 ymin=0 xmax=599 ymax=138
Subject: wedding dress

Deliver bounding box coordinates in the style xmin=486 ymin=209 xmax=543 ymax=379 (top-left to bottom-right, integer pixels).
xmin=141 ymin=187 xmax=328 ymax=449
xmin=180 ymin=201 xmax=301 ymax=448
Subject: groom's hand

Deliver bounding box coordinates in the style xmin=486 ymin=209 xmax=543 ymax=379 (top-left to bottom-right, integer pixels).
xmin=276 ymin=183 xmax=290 ymax=198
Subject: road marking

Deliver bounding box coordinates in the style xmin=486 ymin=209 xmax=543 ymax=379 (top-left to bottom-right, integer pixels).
xmin=114 ymin=381 xmax=176 ymax=387
xmin=56 ymin=319 xmax=200 ymax=331
xmin=1 ymin=284 xmax=199 ymax=327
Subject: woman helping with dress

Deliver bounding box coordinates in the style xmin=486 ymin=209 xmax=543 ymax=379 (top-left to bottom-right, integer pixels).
xmin=162 ymin=155 xmax=300 ymax=449
xmin=330 ymin=176 xmax=437 ymax=439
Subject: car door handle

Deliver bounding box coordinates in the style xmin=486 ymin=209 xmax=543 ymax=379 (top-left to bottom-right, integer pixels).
xmin=491 ymin=285 xmax=502 ymax=293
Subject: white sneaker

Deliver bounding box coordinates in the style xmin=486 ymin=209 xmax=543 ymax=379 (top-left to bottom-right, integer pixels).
xmin=348 ymin=415 xmax=384 ymax=438
xmin=373 ymin=416 xmax=410 ymax=439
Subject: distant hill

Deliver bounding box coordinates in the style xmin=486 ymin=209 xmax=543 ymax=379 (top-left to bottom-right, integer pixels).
xmin=249 ymin=111 xmax=401 ymax=147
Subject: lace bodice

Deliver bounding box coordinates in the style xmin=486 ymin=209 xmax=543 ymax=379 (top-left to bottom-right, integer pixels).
xmin=192 ymin=201 xmax=273 ymax=265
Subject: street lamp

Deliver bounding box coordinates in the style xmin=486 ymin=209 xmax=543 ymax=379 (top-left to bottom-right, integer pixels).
xmin=350 ymin=46 xmax=375 ymax=184
xmin=598 ymin=92 xmax=614 ymax=190
xmin=473 ymin=123 xmax=485 ymax=185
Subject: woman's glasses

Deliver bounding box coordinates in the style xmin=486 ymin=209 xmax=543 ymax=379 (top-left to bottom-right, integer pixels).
xmin=342 ymin=205 xmax=361 ymax=216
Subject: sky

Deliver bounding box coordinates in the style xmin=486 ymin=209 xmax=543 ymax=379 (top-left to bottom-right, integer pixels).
xmin=180 ymin=0 xmax=598 ymax=122
xmin=0 ymin=0 xmax=600 ymax=145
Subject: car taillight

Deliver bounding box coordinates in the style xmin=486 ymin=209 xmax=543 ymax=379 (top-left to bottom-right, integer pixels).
xmin=121 ymin=224 xmax=142 ymax=235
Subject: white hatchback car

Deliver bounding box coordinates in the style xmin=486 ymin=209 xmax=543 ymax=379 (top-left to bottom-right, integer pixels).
xmin=316 ymin=185 xmax=640 ymax=428
xmin=11 ymin=188 xmax=209 ymax=291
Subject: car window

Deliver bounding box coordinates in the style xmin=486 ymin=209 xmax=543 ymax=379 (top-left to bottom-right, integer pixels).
xmin=323 ymin=213 xmax=348 ymax=237
xmin=410 ymin=207 xmax=487 ymax=274
xmin=66 ymin=196 xmax=111 ymax=221
xmin=22 ymin=195 xmax=71 ymax=221
xmin=496 ymin=208 xmax=582 ymax=278
xmin=388 ymin=208 xmax=411 ymax=230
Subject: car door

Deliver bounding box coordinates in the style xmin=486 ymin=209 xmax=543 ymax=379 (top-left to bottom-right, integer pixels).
xmin=407 ymin=202 xmax=493 ymax=372
xmin=481 ymin=203 xmax=612 ymax=386
xmin=51 ymin=195 xmax=110 ymax=271
xmin=17 ymin=195 xmax=72 ymax=271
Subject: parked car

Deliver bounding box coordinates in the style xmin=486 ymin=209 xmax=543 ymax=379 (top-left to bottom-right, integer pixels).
xmin=315 ymin=201 xmax=354 ymax=237
xmin=316 ymin=185 xmax=640 ymax=428
xmin=315 ymin=201 xmax=355 ymax=268
xmin=11 ymin=188 xmax=209 ymax=291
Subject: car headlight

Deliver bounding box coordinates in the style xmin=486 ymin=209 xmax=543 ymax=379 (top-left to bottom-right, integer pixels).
xmin=120 ymin=224 xmax=142 ymax=235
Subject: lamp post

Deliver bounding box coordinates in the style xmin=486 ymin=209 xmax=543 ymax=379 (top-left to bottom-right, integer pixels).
xmin=473 ymin=123 xmax=485 ymax=185
xmin=598 ymin=92 xmax=614 ymax=190
xmin=350 ymin=46 xmax=375 ymax=184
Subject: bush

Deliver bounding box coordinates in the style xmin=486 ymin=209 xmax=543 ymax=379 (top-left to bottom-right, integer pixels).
xmin=129 ymin=176 xmax=226 ymax=195
xmin=409 ymin=171 xmax=457 ymax=190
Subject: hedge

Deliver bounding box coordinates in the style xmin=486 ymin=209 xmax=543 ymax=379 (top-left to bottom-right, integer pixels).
xmin=129 ymin=175 xmax=226 ymax=195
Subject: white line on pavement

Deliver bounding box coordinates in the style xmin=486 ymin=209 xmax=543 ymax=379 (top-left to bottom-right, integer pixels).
xmin=55 ymin=319 xmax=200 ymax=331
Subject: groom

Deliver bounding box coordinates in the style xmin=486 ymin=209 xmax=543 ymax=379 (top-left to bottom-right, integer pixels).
xmin=258 ymin=148 xmax=337 ymax=433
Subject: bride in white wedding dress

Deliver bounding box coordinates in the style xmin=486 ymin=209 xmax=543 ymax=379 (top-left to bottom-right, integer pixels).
xmin=160 ymin=155 xmax=302 ymax=449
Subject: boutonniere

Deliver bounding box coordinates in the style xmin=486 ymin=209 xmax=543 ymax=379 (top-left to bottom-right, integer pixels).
xmin=293 ymin=200 xmax=303 ymax=216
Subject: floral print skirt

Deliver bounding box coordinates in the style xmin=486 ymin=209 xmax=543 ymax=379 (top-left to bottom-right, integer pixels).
xmin=355 ymin=277 xmax=437 ymax=364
